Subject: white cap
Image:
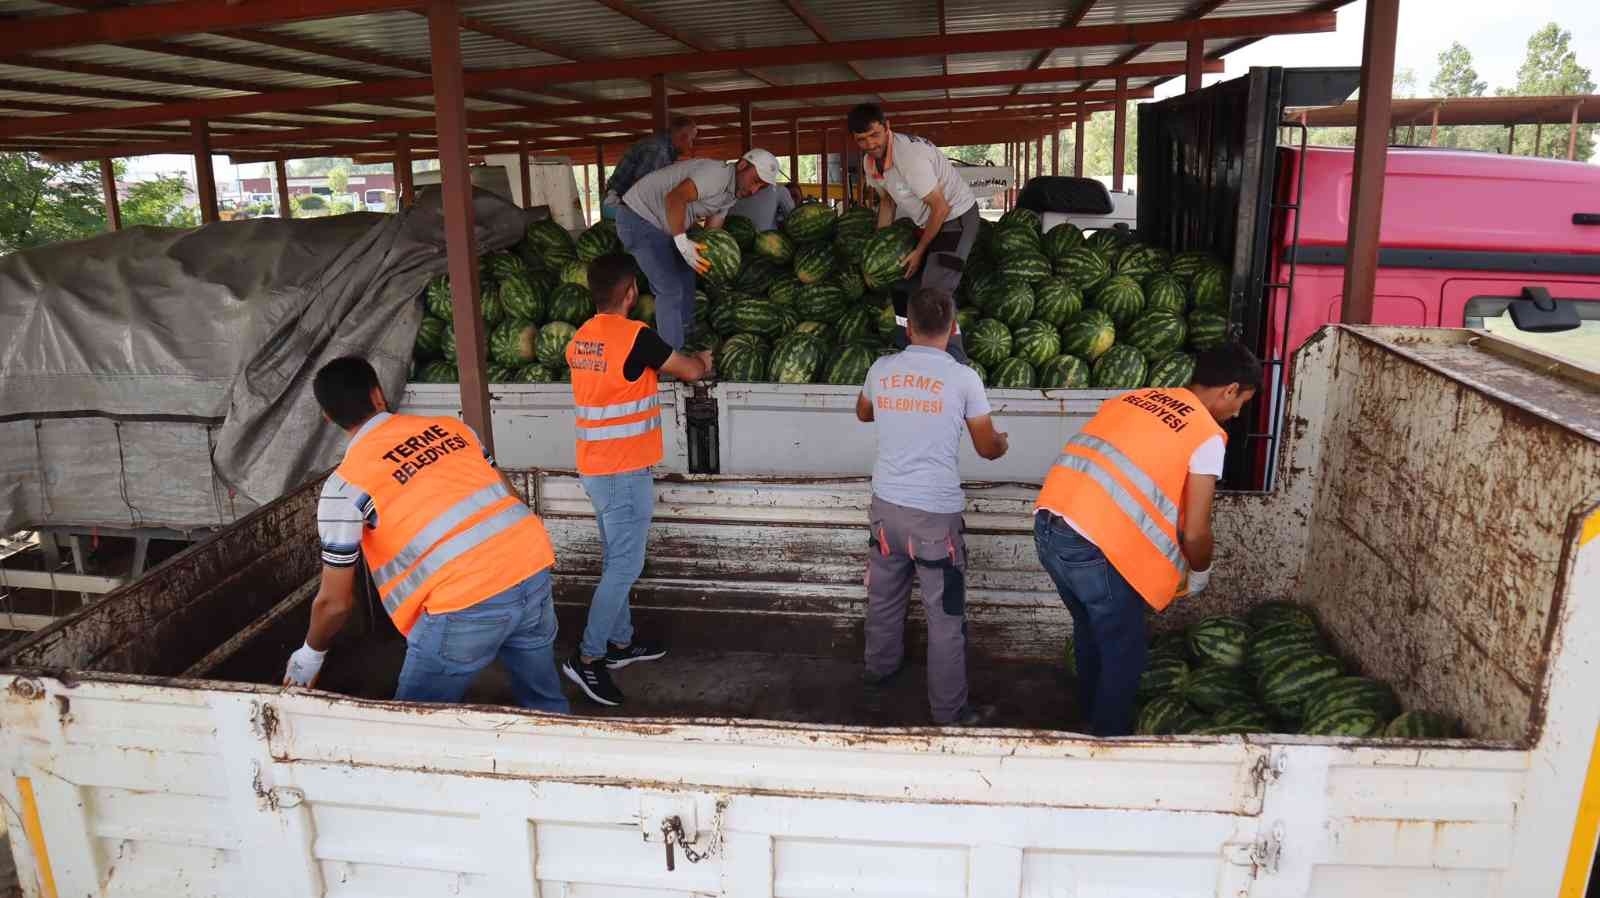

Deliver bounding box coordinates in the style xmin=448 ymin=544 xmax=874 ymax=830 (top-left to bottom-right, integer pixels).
xmin=740 ymin=148 xmax=784 ymax=186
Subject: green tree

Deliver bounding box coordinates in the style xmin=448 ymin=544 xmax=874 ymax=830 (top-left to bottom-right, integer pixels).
xmin=949 ymin=143 xmax=999 ymax=165
xmin=121 ymin=174 xmax=199 ymax=228
xmin=1428 ymin=41 xmax=1495 ymax=151
xmin=1082 ymin=102 xmax=1139 ymax=180
xmin=327 ymin=165 xmax=350 ymax=198
xmin=0 ymin=153 xmax=107 ymax=255
xmin=1504 ymin=23 xmax=1595 ymax=160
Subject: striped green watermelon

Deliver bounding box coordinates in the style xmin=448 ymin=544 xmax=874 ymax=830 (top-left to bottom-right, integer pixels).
xmin=1056 ymin=247 xmax=1111 ymax=293
xmin=1011 ymin=320 xmax=1061 ymax=368
xmin=424 ymin=275 xmax=453 ymax=320
xmin=489 ymin=321 xmax=539 ymax=366
xmin=535 ymin=321 xmax=576 ymax=369
xmin=794 ymin=242 xmax=837 ymax=285
xmin=770 ymin=335 xmax=824 ymax=383
xmin=836 ymin=206 xmax=877 ymax=241
xmin=955 ymin=307 xmax=978 ymax=335
xmin=836 ymin=306 xmax=875 ymax=344
xmin=1189 ymin=721 xmax=1258 ymax=736
xmin=1146 ymin=352 xmax=1195 ymax=388
xmin=966 ymin=359 xmax=988 ymax=386
xmin=440 ymin=322 xmax=456 ymax=362
xmin=1038 ymin=354 xmax=1092 ymax=390
xmin=735 ymin=258 xmax=784 ymax=296
xmin=1183 ymin=666 xmax=1256 ymax=713
xmin=877 ymin=302 xmax=899 ymax=336
xmin=826 ymin=343 xmax=876 ymax=385
xmin=1113 ymin=243 xmax=1164 ymax=280
xmin=420 ymin=360 xmax=458 ymax=383
xmin=699 ymin=229 xmax=742 ymax=284
xmin=486 ymin=251 xmax=527 ymax=284
xmin=709 ymin=295 xmax=742 ymax=337
xmin=1091 ymin=274 xmax=1145 ymax=327
xmin=1060 ymin=313 xmax=1116 ymax=362
xmin=1000 ymin=250 xmax=1052 ymax=284
xmin=1138 ymin=654 xmax=1190 ymax=699
xmin=795 ymin=283 xmax=846 ymax=321
xmin=514 ymin=364 xmax=554 ymax=383
xmin=753 ymin=230 xmax=795 ymax=265
xmin=990 ymin=358 xmax=1037 ymax=389
xmin=989 ymin=279 xmax=1036 ymax=329
xmin=500 ymin=274 xmax=547 ymax=323
xmin=486 ymin=364 xmax=516 ymax=384
xmin=736 ymin=300 xmax=795 ymax=339
xmin=1302 ymin=677 xmax=1399 ymax=726
xmin=414 ymin=317 xmax=448 ymax=357
xmin=1213 ymin=706 xmax=1276 ymax=731
xmin=1143 ymin=273 xmax=1188 ymax=315
xmin=1247 ymin=602 xmax=1319 ymax=633
xmin=861 ymin=225 xmax=917 ymax=291
xmin=722 ymin=214 xmax=757 ymax=251
xmin=768 ymin=276 xmax=802 ymax=307
xmin=1091 ymin=344 xmax=1147 ymax=389
xmin=559 ymin=259 xmax=589 ymax=289
xmin=1086 ymin=228 xmax=1126 ymax=254
xmin=998 ymin=207 xmax=1041 ymax=233
xmin=1125 ymin=311 xmax=1188 ymax=360
xmin=1301 ymin=707 xmax=1385 ymax=738
xmin=718 ymin=344 xmax=768 ymax=382
xmin=720 ymin=332 xmax=768 ymax=355
xmin=547 ymin=282 xmax=593 ymax=325
xmin=1187 ymin=616 xmax=1252 ymax=669
xmin=1169 ymin=250 xmax=1217 ymax=281
xmin=1384 ymin=710 xmax=1460 ymax=739
xmin=1151 ymin=630 xmax=1190 ymax=659
xmin=1190 ymin=263 xmax=1229 ymax=312
xmin=992 ymin=224 xmax=1043 ymax=256
xmin=967 ymin=319 xmax=1013 ymax=368
xmin=478 ymin=284 xmax=507 ymax=326
xmin=1259 ymin=652 xmax=1343 ymax=723
xmin=575 ymin=221 xmax=621 ymax=262
xmin=1135 ymin=694 xmax=1197 ymax=736
xmin=835 ymin=233 xmax=869 ymax=266
xmin=784 ymin=202 xmax=836 ymax=243
xmin=1032 ymin=278 xmax=1084 ymax=327
xmin=525 ymin=218 xmax=575 ymax=256
xmin=794 ymin=320 xmax=835 ymax=343
xmin=1187 ymin=311 xmax=1230 ymax=351
xmin=630 ymin=293 xmax=655 ymax=325
xmin=1247 ymin=623 xmax=1328 ymax=679
xmin=1041 ymin=223 xmax=1085 ymax=264
xmin=834 ymin=265 xmax=867 ymax=302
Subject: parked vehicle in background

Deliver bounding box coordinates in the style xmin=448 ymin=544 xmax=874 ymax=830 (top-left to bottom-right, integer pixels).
xmin=364 ymin=188 xmax=395 ymax=212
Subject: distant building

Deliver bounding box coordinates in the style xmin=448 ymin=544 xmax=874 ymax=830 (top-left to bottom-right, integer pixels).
xmin=236 ymin=172 xmax=396 ymax=199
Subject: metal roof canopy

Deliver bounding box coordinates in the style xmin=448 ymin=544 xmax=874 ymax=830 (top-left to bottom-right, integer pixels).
xmin=1290 ymin=94 xmax=1597 ymax=128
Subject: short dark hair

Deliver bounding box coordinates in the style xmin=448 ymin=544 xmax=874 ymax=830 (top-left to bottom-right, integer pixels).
xmin=906 ymin=288 xmax=954 ymax=337
xmin=847 ymin=103 xmax=887 ymax=135
xmin=668 ymin=114 xmax=695 ymax=132
xmin=313 ymin=356 xmax=382 ymax=429
xmin=1191 ymin=342 xmax=1263 ymax=391
xmin=588 ymin=253 xmax=636 ymax=311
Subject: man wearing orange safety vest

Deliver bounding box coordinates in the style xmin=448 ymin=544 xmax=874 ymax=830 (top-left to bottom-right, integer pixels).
xmin=283 ymin=357 xmax=568 ymax=712
xmin=1033 ymin=343 xmax=1262 ymax=736
xmin=561 ymin=253 xmax=713 ymax=706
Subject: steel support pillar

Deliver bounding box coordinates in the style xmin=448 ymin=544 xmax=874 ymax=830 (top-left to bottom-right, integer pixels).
xmin=1339 ymin=0 xmax=1399 ymax=326
xmin=1186 ymin=36 xmax=1204 ymax=93
xmin=1074 ymin=110 xmax=1085 ymax=177
xmin=740 ymin=100 xmax=753 ymax=154
xmin=274 ymin=158 xmax=291 ymax=218
xmin=1112 ymin=77 xmax=1127 ymax=192
xmin=651 ymin=73 xmax=669 ymax=132
xmin=99 ymin=158 xmax=120 ymax=230
xmin=395 ymin=134 xmax=414 ymax=208
xmin=192 ymin=119 xmax=218 ymax=224
xmin=517 ymin=139 xmax=532 ymax=208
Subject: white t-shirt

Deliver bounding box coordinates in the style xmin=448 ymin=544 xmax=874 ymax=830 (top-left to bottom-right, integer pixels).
xmin=623 ymin=159 xmax=740 ymax=232
xmin=864 ymin=132 xmax=977 ymax=228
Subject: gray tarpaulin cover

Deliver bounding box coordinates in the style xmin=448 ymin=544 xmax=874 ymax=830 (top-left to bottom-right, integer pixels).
xmin=0 ymin=188 xmax=526 ymax=534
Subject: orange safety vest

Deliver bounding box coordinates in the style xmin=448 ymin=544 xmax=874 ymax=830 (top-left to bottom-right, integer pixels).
xmin=334 ymin=414 xmax=555 ymax=636
xmin=566 ymin=314 xmax=663 ymax=476
xmin=1034 ymin=388 xmax=1225 ymax=611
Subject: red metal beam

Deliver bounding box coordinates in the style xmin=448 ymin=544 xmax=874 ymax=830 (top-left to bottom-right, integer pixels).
xmin=192 ymin=119 xmax=219 ymax=224
xmin=6 ymin=0 xmax=425 ymax=52
xmin=275 ymin=158 xmax=293 ymax=218
xmin=1340 ymin=0 xmax=1398 ymax=326
xmin=1186 ymin=36 xmax=1205 ymax=92
xmin=99 ymin=158 xmax=121 ymax=230
xmin=1007 ymin=0 xmax=1098 ymax=100
xmin=651 ymin=74 xmax=669 ymax=132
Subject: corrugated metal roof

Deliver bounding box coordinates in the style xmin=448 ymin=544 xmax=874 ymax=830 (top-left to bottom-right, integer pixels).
xmin=458 ymin=0 xmax=686 ymax=59
xmin=625 ymin=0 xmax=821 ymax=50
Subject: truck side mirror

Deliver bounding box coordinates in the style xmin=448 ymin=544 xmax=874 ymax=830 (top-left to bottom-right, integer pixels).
xmin=1508 ymin=286 xmax=1581 ymax=333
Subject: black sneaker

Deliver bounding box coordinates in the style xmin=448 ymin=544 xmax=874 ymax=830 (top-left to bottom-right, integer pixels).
xmin=946 ymin=703 xmax=998 ymax=727
xmin=862 ymin=661 xmax=905 ymax=686
xmin=563 ymin=653 xmax=624 ymax=706
xmin=605 ymin=640 xmax=667 ymax=669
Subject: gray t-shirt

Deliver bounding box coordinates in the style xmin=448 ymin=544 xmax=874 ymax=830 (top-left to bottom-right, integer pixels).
xmin=623 ymin=159 xmax=739 ymax=233
xmin=864 ymin=345 xmax=992 ymax=514
xmin=728 ymin=182 xmax=793 ymax=231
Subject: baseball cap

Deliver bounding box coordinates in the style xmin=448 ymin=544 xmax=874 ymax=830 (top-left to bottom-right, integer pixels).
xmin=740 ymin=148 xmax=785 ymax=186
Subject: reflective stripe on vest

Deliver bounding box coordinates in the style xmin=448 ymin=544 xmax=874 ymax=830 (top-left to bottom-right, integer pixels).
xmin=380 ymin=501 xmax=532 ymax=615
xmin=568 ymin=314 xmax=663 ymax=475
xmin=577 ymin=414 xmax=663 ymax=443
xmin=1061 ymin=433 xmax=1180 ymax=527
xmin=574 ymin=394 xmax=660 ymax=423
xmin=1050 ymin=451 xmax=1184 ymax=570
xmin=369 ymin=481 xmax=511 ymax=586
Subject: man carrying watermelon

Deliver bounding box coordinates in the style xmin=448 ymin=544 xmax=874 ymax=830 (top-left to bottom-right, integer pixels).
xmin=561 ymin=254 xmax=713 ymax=706
xmin=849 ymin=103 xmax=981 ymax=360
xmin=1032 ymin=343 xmax=1262 ymax=736
xmin=855 ymin=288 xmax=1010 ymax=726
xmin=599 ymin=114 xmax=697 ymax=222
xmin=617 ymin=148 xmax=785 ymax=349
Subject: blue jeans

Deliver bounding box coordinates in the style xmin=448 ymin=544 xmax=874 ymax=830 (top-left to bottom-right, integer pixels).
xmin=1033 ymin=513 xmax=1147 ymax=736
xmin=394 ymin=569 xmax=570 ymax=713
xmin=578 ymin=468 xmax=656 ymax=659
xmin=615 ymin=204 xmax=696 ymax=349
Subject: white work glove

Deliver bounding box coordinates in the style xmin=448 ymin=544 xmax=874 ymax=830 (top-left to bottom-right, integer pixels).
xmin=283 ymin=643 xmax=326 ymax=687
xmin=673 ymin=233 xmax=711 ymax=275
xmin=1185 ymin=566 xmax=1212 ymax=598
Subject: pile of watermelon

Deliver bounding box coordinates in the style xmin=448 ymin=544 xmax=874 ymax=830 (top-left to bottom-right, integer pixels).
xmin=1065 ymin=600 xmax=1462 ymax=739
xmin=410 ymin=218 xmax=649 ymax=384
xmin=955 ymin=207 xmax=1234 ymax=389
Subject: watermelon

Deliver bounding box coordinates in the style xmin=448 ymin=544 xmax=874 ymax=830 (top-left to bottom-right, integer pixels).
xmin=1010 ymin=320 xmax=1060 ymax=368
xmin=992 ymin=225 xmax=1042 ymax=258
xmin=826 ymin=343 xmax=876 ymax=385
xmin=630 ymin=292 xmax=656 ymax=325
xmin=732 ymin=258 xmax=781 ymax=296
xmin=720 ymin=332 xmax=768 ymax=355
xmin=718 ymin=344 xmax=768 ymax=382
xmin=967 ymin=319 xmax=1013 ymax=368
xmin=835 ymin=305 xmax=875 ymax=344
xmin=1032 ymin=278 xmax=1084 ymax=327
xmin=1124 ymin=311 xmax=1188 ymax=360
xmin=770 ymin=335 xmax=824 ymax=383
xmin=485 ymin=251 xmax=527 ymax=284
xmin=489 ymin=321 xmax=539 ymax=366
xmin=1187 ymin=311 xmax=1230 ymax=351
xmin=1169 ymin=250 xmax=1217 ymax=281
xmin=1247 ymin=623 xmax=1328 ymax=679
xmin=486 ymin=363 xmax=516 ymax=384
xmin=1146 ymin=352 xmax=1196 ymax=388
xmin=1037 ymin=354 xmax=1092 ymax=390
xmin=535 ymin=321 xmax=576 ymax=369
xmin=835 ymin=233 xmax=869 ymax=266
xmin=966 ymin=359 xmax=988 ymax=386
xmin=731 ymin=300 xmax=789 ymax=339
xmin=753 ymin=229 xmax=795 ymax=265
xmin=525 ymin=218 xmax=575 ymax=257
xmin=547 ymin=282 xmax=593 ymax=325
xmin=700 ymin=229 xmax=742 ymax=284
xmin=1057 ymin=246 xmax=1111 ymax=293
xmin=1213 ymin=706 xmax=1276 ymax=731
xmin=1301 ymin=707 xmax=1385 ymax=738
xmin=999 ymin=250 xmax=1052 ymax=285
xmin=836 ymin=206 xmax=877 ymax=240
xmin=990 ymin=358 xmax=1037 ymax=389
xmin=559 ymin=259 xmax=589 ymax=289
xmin=861 ymin=225 xmax=917 ymax=291
xmin=794 ymin=320 xmax=835 ymax=343
xmin=709 ymin=295 xmax=742 ymax=337
xmin=1151 ymin=630 xmax=1190 ymax=659
xmin=476 ymin=284 xmax=506 ymax=326
xmin=1085 ymin=228 xmax=1125 ymax=254
xmin=877 ymin=302 xmax=900 ymax=337
xmin=440 ymin=323 xmax=456 ymax=362
xmin=414 ymin=317 xmax=448 ymax=357
xmin=1041 ymin=223 xmax=1085 ymax=264
xmin=1258 ymin=652 xmax=1343 ymax=723
xmin=1060 ymin=311 xmax=1116 ymax=362
xmin=1190 ymin=263 xmax=1229 ymax=312
xmin=1384 ymin=710 xmax=1460 ymax=739
xmin=988 ymin=279 xmax=1036 ymax=329
xmin=424 ymin=275 xmax=453 ymax=320
xmin=1091 ymin=275 xmax=1145 ymax=327
xmin=795 ymin=283 xmax=846 ymax=321
xmin=1187 ymin=616 xmax=1252 ymax=669
xmin=1143 ymin=273 xmax=1188 ymax=315
xmin=1138 ymin=655 xmax=1190 ymax=699
xmin=1113 ymin=243 xmax=1163 ymax=280
xmin=1301 ymin=677 xmax=1399 ymax=726
xmin=1091 ymin=344 xmax=1147 ymax=389
xmin=834 ymin=265 xmax=867 ymax=302
xmin=514 ymin=363 xmax=554 ymax=383
xmin=575 ymin=221 xmax=621 ymax=262
xmin=792 ymin=242 xmax=836 ymax=285
xmin=768 ymin=276 xmax=802 ymax=307
xmin=784 ymin=202 xmax=836 ymax=243
xmin=955 ymin=307 xmax=978 ymax=335
xmin=1135 ymin=695 xmax=1196 ymax=736
xmin=997 ymin=207 xmax=1041 ymax=234
xmin=500 ymin=274 xmax=547 ymax=323
xmin=722 ymin=214 xmax=757 ymax=251
xmin=420 ymin=360 xmax=457 ymax=383
xmin=1183 ymin=666 xmax=1256 ymax=713
xmin=1247 ymin=602 xmax=1318 ymax=633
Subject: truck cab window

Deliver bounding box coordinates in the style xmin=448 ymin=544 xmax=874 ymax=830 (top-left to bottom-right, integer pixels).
xmin=1465 ymin=295 xmax=1600 ymax=370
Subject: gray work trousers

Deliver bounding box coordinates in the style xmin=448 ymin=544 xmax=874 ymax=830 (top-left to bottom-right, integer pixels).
xmin=865 ymin=495 xmax=969 ymax=723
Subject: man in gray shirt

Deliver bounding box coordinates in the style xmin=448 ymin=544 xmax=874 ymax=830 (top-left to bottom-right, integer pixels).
xmin=855 ymin=287 xmax=1009 ymax=726
xmin=727 ymin=177 xmax=795 ymax=231
xmin=618 ymin=149 xmax=783 ymax=349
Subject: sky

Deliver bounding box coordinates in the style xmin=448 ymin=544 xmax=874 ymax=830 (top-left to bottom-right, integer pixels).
xmin=125 ymin=0 xmax=1599 ymax=184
